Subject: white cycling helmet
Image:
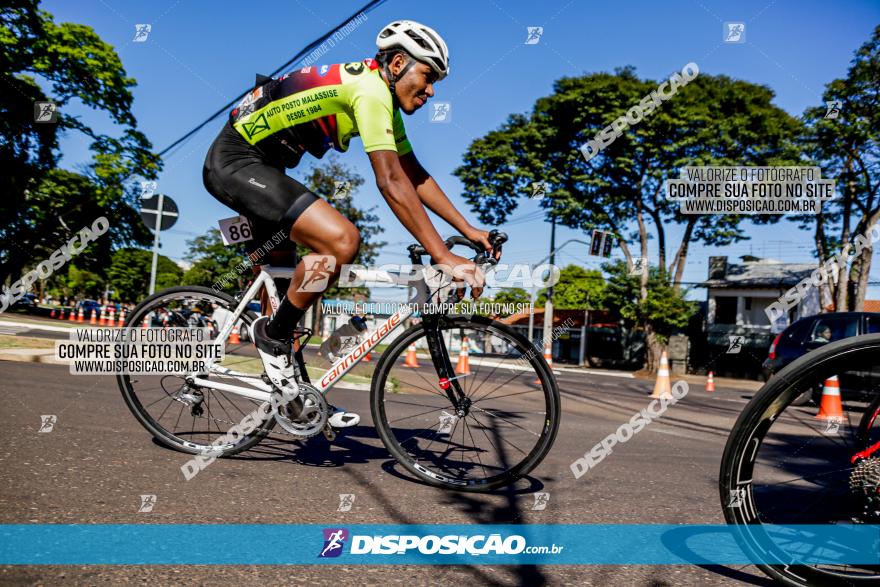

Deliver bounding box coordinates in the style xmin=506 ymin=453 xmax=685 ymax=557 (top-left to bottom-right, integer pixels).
xmin=376 ymin=20 xmax=449 ymax=80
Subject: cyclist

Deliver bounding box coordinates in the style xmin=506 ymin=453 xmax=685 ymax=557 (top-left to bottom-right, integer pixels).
xmin=202 ymin=20 xmax=496 ymax=430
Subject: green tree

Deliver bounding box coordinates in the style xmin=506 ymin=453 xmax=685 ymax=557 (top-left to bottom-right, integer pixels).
xmin=64 ymin=265 xmax=103 ymax=299
xmin=182 ymin=229 xmax=250 ymax=294
xmin=472 ymin=287 xmax=531 ymax=318
xmin=300 ymin=153 xmax=385 ymax=264
xmin=801 ymin=25 xmax=880 ymax=311
xmin=536 ymin=265 xmax=606 ymax=310
xmin=454 ymin=68 xmax=801 ymax=369
xmin=1 ymin=0 xmax=159 ymax=284
xmin=492 ymin=287 xmax=531 ymax=306
xmin=602 ymin=260 xmax=696 ymax=345
xmin=300 ymin=154 xmax=384 ymax=301
xmin=107 ymin=248 xmax=182 ymax=302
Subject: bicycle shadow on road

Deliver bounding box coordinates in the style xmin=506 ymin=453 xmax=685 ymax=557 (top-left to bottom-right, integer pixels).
xmin=223 ymin=424 xmax=391 ymax=468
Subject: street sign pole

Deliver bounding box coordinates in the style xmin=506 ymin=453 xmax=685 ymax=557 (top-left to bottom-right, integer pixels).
xmin=148 ymin=193 xmax=164 ymax=295
xmin=140 ymin=193 xmax=178 ymax=296
xmin=526 ymin=237 xmax=590 ymax=347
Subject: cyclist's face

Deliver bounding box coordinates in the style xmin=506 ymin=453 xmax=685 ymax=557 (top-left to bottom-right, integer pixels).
xmin=394 ymin=59 xmax=437 ymax=114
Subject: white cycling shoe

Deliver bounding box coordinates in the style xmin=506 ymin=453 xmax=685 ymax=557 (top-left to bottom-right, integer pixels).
xmin=328 ymin=406 xmax=360 ymax=428
xmin=251 ymin=316 xmax=298 ymax=398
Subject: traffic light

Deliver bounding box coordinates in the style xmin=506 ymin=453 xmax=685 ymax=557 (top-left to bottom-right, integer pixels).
xmin=590 ymin=230 xmax=603 ymax=256
xmin=602 ymin=233 xmax=614 ymax=258
xmin=590 ymin=230 xmax=615 ymax=258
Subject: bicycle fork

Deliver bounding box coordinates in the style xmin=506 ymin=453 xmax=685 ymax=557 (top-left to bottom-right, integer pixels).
xmin=422 ymin=316 xmax=472 ymax=418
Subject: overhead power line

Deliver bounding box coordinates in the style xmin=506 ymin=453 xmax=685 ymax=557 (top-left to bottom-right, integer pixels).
xmin=157 ymin=0 xmax=387 ymax=158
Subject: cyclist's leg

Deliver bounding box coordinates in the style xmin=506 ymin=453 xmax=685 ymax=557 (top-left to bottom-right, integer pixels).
xmin=243 ymin=217 xmax=296 ymax=316
xmin=285 ymin=199 xmax=361 ymax=310
xmin=203 ymin=128 xmax=319 ymax=389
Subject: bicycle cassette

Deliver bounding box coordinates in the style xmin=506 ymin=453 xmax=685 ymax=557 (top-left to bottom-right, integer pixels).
xmin=274 ymin=384 xmax=328 ymax=439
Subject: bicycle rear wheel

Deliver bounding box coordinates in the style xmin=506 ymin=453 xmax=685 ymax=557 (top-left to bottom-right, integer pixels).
xmin=118 ymin=286 xmax=275 ymax=456
xmin=371 ymin=315 xmax=560 ymax=491
xmin=719 ymin=334 xmax=880 ymax=586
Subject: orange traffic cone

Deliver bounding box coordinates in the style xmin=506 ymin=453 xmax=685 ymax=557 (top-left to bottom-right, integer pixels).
xmin=815 ymin=376 xmax=845 ymax=422
xmin=404 ymin=342 xmax=420 ymax=368
xmin=229 ymin=323 xmax=241 ymax=344
xmin=142 ymin=314 xmax=150 ymax=329
xmin=99 ymin=307 xmax=106 ymax=326
xmin=651 ymin=351 xmax=673 ymax=399
xmin=706 ymin=371 xmax=715 ymax=393
xmin=68 ymin=307 xmax=76 ymax=321
xmin=50 ymin=309 xmax=56 ymax=319
xmin=455 ymin=337 xmax=471 ymax=375
xmin=119 ymin=308 xmax=127 ymax=327
xmin=89 ymin=309 xmax=97 ymax=325
xmin=108 ymin=308 xmax=116 ymax=327
xmin=535 ymin=342 xmax=553 ymax=384
xmin=57 ymin=308 xmax=65 ymax=320
xmin=363 ymin=350 xmax=372 ymax=362
xmin=77 ymin=307 xmax=85 ymax=322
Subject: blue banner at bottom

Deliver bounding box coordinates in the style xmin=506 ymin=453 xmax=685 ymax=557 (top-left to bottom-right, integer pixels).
xmin=0 ymin=524 xmax=877 ymax=565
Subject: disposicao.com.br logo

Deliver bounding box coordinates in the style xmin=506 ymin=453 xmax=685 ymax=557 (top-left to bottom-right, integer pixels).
xmin=318 ymin=528 xmax=563 ymax=558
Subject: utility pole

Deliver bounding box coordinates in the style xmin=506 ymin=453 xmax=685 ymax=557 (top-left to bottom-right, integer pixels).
xmin=526 ymin=236 xmax=590 ymax=347
xmin=542 ymin=216 xmax=556 ymax=351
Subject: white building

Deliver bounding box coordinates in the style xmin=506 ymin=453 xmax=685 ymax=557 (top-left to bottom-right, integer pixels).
xmin=700 ymin=255 xmax=831 ymax=349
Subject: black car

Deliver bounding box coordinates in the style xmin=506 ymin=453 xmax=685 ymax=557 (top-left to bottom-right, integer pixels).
xmin=763 ymin=311 xmax=880 ymax=403
xmin=11 ymin=293 xmax=38 ymax=311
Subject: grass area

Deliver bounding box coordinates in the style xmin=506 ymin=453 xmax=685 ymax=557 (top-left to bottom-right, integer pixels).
xmin=215 ymin=355 xmax=373 ymax=386
xmin=0 ymin=334 xmax=56 ymax=349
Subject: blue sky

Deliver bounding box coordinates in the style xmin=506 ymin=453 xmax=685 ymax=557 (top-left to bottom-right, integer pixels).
xmin=43 ymin=0 xmax=880 ymax=300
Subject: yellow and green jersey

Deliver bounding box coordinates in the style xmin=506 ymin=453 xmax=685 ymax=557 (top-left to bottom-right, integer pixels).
xmin=229 ymin=58 xmax=412 ymax=167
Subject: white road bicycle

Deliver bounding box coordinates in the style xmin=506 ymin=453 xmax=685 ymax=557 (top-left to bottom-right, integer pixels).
xmin=117 ymin=231 xmax=561 ymax=491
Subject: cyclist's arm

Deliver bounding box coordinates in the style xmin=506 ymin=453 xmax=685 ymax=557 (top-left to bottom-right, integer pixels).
xmin=399 ymin=151 xmax=479 ymax=240
xmin=368 ymin=150 xmax=451 ymax=262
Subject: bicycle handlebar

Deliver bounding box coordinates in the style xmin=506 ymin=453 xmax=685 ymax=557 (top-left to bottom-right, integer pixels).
xmin=407 ymin=230 xmax=508 ymax=266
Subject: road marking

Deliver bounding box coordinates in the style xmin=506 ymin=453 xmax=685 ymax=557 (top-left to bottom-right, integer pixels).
xmin=0 ymin=325 xmax=27 ymax=335
xmin=0 ymin=319 xmax=73 ymax=333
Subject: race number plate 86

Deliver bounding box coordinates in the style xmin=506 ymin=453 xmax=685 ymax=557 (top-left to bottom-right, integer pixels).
xmin=218 ymin=215 xmax=253 ymax=245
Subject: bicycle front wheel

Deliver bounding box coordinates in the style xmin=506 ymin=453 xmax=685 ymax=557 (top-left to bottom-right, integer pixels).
xmin=719 ymin=333 xmax=880 ymax=586
xmin=371 ymin=315 xmax=560 ymax=492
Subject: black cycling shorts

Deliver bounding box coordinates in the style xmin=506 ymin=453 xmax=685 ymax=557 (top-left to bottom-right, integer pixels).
xmin=202 ymin=121 xmax=320 ymax=254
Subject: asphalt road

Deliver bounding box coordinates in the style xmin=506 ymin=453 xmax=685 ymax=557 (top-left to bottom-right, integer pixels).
xmin=0 ymin=341 xmax=773 ymax=585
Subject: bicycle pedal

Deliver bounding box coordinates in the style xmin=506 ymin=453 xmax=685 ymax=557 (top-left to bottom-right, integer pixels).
xmin=322 ymin=425 xmax=337 ymax=442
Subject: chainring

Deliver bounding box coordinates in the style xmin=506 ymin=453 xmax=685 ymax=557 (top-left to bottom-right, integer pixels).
xmin=274 ymin=384 xmax=328 ymax=439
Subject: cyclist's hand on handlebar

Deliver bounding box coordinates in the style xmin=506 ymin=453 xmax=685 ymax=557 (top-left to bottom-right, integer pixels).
xmin=436 ymin=251 xmax=485 ymax=300
xmin=463 ymin=227 xmax=502 ymax=261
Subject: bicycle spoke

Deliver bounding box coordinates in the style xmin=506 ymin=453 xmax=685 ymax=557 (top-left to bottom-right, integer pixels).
xmin=385 ymin=397 xmax=451 ymax=410
xmin=472 ymin=406 xmax=540 ymax=437
xmin=469 ymin=411 xmax=527 ymax=457
xmin=471 ymin=369 xmax=532 ymax=405
xmin=476 ymin=389 xmax=541 ymax=403
xmin=464 ymin=417 xmax=490 ymax=480
xmin=388 ymin=405 xmax=448 ymax=425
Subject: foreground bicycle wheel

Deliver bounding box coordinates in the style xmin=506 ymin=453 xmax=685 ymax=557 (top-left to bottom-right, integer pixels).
xmin=118 ymin=286 xmax=274 ymax=456
xmin=719 ymin=334 xmax=880 ymax=586
xmin=371 ymin=315 xmax=560 ymax=491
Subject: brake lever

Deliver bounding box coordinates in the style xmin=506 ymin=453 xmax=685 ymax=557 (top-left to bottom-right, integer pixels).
xmin=487 ymin=229 xmax=508 ymax=261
